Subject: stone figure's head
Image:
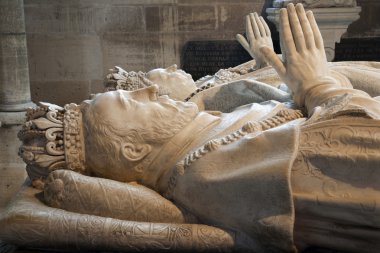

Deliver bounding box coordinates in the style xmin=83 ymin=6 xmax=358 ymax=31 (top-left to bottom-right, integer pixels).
xmin=18 ymin=86 xmax=199 ymax=188
xmin=106 ymin=65 xmax=197 ymax=101
xmin=82 ymin=85 xmax=199 ymax=183
xmin=18 ymin=102 xmax=87 ymax=189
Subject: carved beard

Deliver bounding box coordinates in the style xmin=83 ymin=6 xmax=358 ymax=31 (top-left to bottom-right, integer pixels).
xmin=140 ymin=99 xmax=199 ymax=144
xmin=82 ymin=99 xmax=199 ymax=182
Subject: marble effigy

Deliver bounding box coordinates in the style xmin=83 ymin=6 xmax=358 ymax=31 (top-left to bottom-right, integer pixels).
xmin=1 ymin=4 xmax=380 ymax=253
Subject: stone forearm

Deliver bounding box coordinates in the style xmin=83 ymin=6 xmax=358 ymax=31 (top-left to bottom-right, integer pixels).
xmin=303 ymin=78 xmax=380 ymax=119
xmin=44 ymin=170 xmax=196 ymax=223
xmin=0 ymin=185 xmax=236 ymax=252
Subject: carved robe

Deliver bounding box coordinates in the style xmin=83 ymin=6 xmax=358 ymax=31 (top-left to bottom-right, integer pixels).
xmin=167 ymin=86 xmax=380 ymax=252
xmin=2 ymin=62 xmax=380 ymax=253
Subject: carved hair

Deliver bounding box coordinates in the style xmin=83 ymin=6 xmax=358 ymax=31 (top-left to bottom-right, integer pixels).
xmin=105 ymin=66 xmax=154 ymax=92
xmin=82 ymin=100 xmax=197 ymax=180
xmin=17 ymin=97 xmax=197 ymax=187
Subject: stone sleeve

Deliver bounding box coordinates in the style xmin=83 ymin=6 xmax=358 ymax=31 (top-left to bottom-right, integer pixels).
xmin=0 ymin=181 xmax=239 ymax=252
xmin=303 ymin=77 xmax=380 ymax=120
xmin=44 ymin=170 xmax=197 ymax=223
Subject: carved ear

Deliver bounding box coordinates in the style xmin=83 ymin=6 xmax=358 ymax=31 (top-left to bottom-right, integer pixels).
xmin=121 ymin=142 xmax=152 ymax=162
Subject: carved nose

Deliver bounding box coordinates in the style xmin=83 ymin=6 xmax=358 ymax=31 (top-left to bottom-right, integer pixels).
xmin=166 ymin=64 xmax=177 ymax=72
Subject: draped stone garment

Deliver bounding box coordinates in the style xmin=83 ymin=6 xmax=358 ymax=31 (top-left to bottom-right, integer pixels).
xmin=190 ymin=61 xmax=380 ymax=113
xmin=171 ymin=122 xmax=300 ymax=253
xmin=169 ymin=77 xmax=380 ymax=253
xmin=293 ymin=117 xmax=380 ymax=253
xmin=169 ymin=116 xmax=380 ymax=253
xmin=2 ymin=61 xmax=380 ymax=252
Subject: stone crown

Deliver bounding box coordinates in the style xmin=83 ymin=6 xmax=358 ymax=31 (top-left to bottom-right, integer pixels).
xmin=18 ymin=102 xmax=86 ymax=188
xmin=105 ymin=66 xmax=154 ymax=92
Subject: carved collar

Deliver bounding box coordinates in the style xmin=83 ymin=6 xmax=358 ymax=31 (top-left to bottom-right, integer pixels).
xmin=141 ymin=112 xmax=221 ymax=191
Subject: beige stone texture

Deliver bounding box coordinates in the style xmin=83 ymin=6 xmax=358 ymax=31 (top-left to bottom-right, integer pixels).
xmin=0 ymin=126 xmax=27 ymax=211
xmin=0 ymin=0 xmax=26 ymax=33
xmin=23 ymin=0 xmax=267 ymax=106
xmin=4 ymin=5 xmax=380 ymax=252
xmin=0 ymin=0 xmax=31 ymax=215
xmin=0 ymin=0 xmax=34 ymax=112
xmin=2 ymin=2 xmax=380 ymax=253
xmin=22 ymin=0 xmax=379 ymax=106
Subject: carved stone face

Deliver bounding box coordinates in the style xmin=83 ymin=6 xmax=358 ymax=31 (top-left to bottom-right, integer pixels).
xmin=90 ymin=85 xmax=197 ymax=130
xmin=146 ymin=65 xmax=196 ymax=101
xmin=82 ymin=85 xmax=199 ymax=182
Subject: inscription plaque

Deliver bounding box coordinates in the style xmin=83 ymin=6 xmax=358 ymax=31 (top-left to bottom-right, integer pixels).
xmin=181 ymin=41 xmax=252 ymax=80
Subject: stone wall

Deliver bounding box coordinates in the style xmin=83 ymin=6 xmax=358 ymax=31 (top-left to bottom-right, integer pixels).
xmin=334 ymin=0 xmax=380 ymax=61
xmin=345 ymin=0 xmax=380 ymax=38
xmin=24 ymin=0 xmax=379 ymax=106
xmin=25 ymin=0 xmax=270 ymax=106
xmin=0 ymin=126 xmax=27 ymax=210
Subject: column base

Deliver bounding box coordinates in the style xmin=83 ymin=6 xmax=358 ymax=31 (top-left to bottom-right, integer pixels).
xmin=0 ymin=111 xmax=29 ymax=126
xmin=0 ymin=101 xmax=35 ymax=112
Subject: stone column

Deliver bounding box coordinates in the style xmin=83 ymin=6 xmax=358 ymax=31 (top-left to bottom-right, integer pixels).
xmin=0 ymin=0 xmax=29 ymax=210
xmin=266 ymin=0 xmax=361 ymax=61
xmin=0 ymin=0 xmax=34 ymax=125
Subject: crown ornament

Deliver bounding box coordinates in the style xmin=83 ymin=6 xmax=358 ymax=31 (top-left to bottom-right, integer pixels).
xmin=18 ymin=102 xmax=86 ymax=188
xmin=105 ymin=66 xmax=154 ymax=92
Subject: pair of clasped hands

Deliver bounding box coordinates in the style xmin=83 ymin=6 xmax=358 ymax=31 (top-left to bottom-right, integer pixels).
xmin=237 ymin=3 xmax=330 ymax=107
